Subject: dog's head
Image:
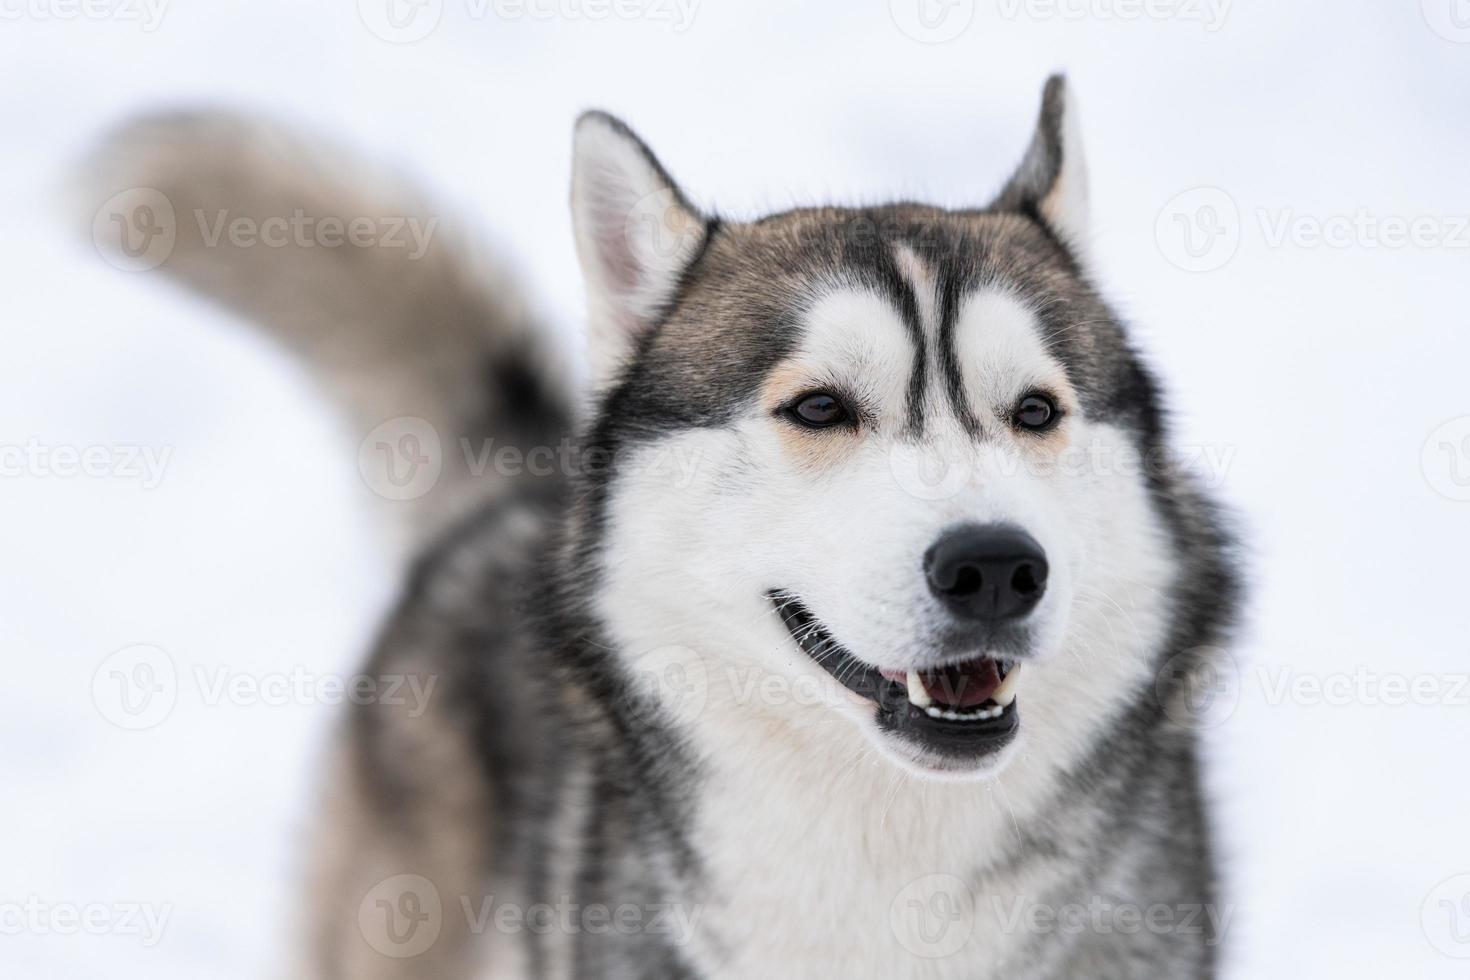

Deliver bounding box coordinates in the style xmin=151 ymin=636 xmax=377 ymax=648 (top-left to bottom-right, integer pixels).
xmin=569 ymin=76 xmax=1181 ymax=780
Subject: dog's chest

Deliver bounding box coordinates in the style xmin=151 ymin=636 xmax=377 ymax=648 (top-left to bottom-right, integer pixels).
xmin=679 ymin=759 xmax=1063 ymax=979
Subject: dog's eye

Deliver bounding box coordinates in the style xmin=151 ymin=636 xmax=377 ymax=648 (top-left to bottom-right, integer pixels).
xmin=787 ymin=392 xmax=850 ymax=429
xmin=1014 ymin=393 xmax=1058 ymax=431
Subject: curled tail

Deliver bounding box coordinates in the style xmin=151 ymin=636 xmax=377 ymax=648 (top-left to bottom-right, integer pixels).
xmin=83 ymin=111 xmax=572 ymax=548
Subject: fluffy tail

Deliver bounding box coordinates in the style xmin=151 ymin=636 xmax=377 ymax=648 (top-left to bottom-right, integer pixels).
xmin=82 ymin=111 xmax=572 ymax=548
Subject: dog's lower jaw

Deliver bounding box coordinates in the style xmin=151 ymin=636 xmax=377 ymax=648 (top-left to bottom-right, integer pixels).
xmin=866 ymin=721 xmax=1026 ymax=781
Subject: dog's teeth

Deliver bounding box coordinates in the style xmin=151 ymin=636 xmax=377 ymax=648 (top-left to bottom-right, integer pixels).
xmin=990 ymin=662 xmax=1022 ymax=707
xmin=906 ymin=670 xmax=931 ymax=708
xmin=921 ymin=703 xmax=1003 ymax=722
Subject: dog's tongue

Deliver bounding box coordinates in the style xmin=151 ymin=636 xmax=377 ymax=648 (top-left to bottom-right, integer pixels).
xmin=919 ymin=658 xmax=1002 ymax=708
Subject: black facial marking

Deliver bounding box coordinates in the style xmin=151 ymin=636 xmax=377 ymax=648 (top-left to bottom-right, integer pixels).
xmin=837 ymin=224 xmax=929 ymax=434
xmin=935 ymin=251 xmax=982 ymax=436
xmin=878 ymin=250 xmax=929 ymax=435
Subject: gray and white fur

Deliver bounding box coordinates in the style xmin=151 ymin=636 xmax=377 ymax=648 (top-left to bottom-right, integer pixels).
xmin=87 ymin=75 xmax=1239 ymax=979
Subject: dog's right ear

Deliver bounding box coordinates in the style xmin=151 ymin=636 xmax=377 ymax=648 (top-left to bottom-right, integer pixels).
xmin=571 ymin=112 xmax=708 ymax=386
xmin=991 ymin=74 xmax=1089 ymax=258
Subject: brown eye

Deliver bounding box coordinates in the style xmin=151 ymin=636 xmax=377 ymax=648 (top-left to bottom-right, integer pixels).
xmin=788 ymin=392 xmax=850 ymax=429
xmin=1015 ymin=393 xmax=1058 ymax=431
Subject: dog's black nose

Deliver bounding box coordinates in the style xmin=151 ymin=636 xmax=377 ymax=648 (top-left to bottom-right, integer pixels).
xmin=924 ymin=524 xmax=1048 ymax=622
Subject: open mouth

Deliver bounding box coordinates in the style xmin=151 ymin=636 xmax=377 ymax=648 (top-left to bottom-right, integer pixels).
xmin=769 ymin=591 xmax=1021 ymax=763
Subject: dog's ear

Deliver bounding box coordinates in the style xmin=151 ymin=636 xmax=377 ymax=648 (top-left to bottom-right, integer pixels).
xmin=992 ymin=74 xmax=1089 ymax=256
xmin=572 ymin=112 xmax=708 ymax=386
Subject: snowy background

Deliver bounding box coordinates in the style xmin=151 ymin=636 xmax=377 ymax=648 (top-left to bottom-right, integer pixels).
xmin=4 ymin=1 xmax=1470 ymax=977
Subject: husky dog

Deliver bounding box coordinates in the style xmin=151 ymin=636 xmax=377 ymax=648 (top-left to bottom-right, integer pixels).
xmin=89 ymin=75 xmax=1238 ymax=978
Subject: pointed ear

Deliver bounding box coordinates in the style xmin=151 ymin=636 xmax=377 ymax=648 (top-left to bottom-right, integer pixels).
xmin=571 ymin=111 xmax=708 ymax=385
xmin=992 ymin=74 xmax=1089 ymax=254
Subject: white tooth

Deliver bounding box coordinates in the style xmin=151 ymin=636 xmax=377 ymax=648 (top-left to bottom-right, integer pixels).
xmin=990 ymin=663 xmax=1023 ymax=707
xmin=906 ymin=670 xmax=932 ymax=708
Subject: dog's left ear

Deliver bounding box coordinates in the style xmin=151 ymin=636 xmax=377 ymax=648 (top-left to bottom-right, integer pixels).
xmin=993 ymin=74 xmax=1089 ymax=255
xmin=571 ymin=111 xmax=708 ymax=386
